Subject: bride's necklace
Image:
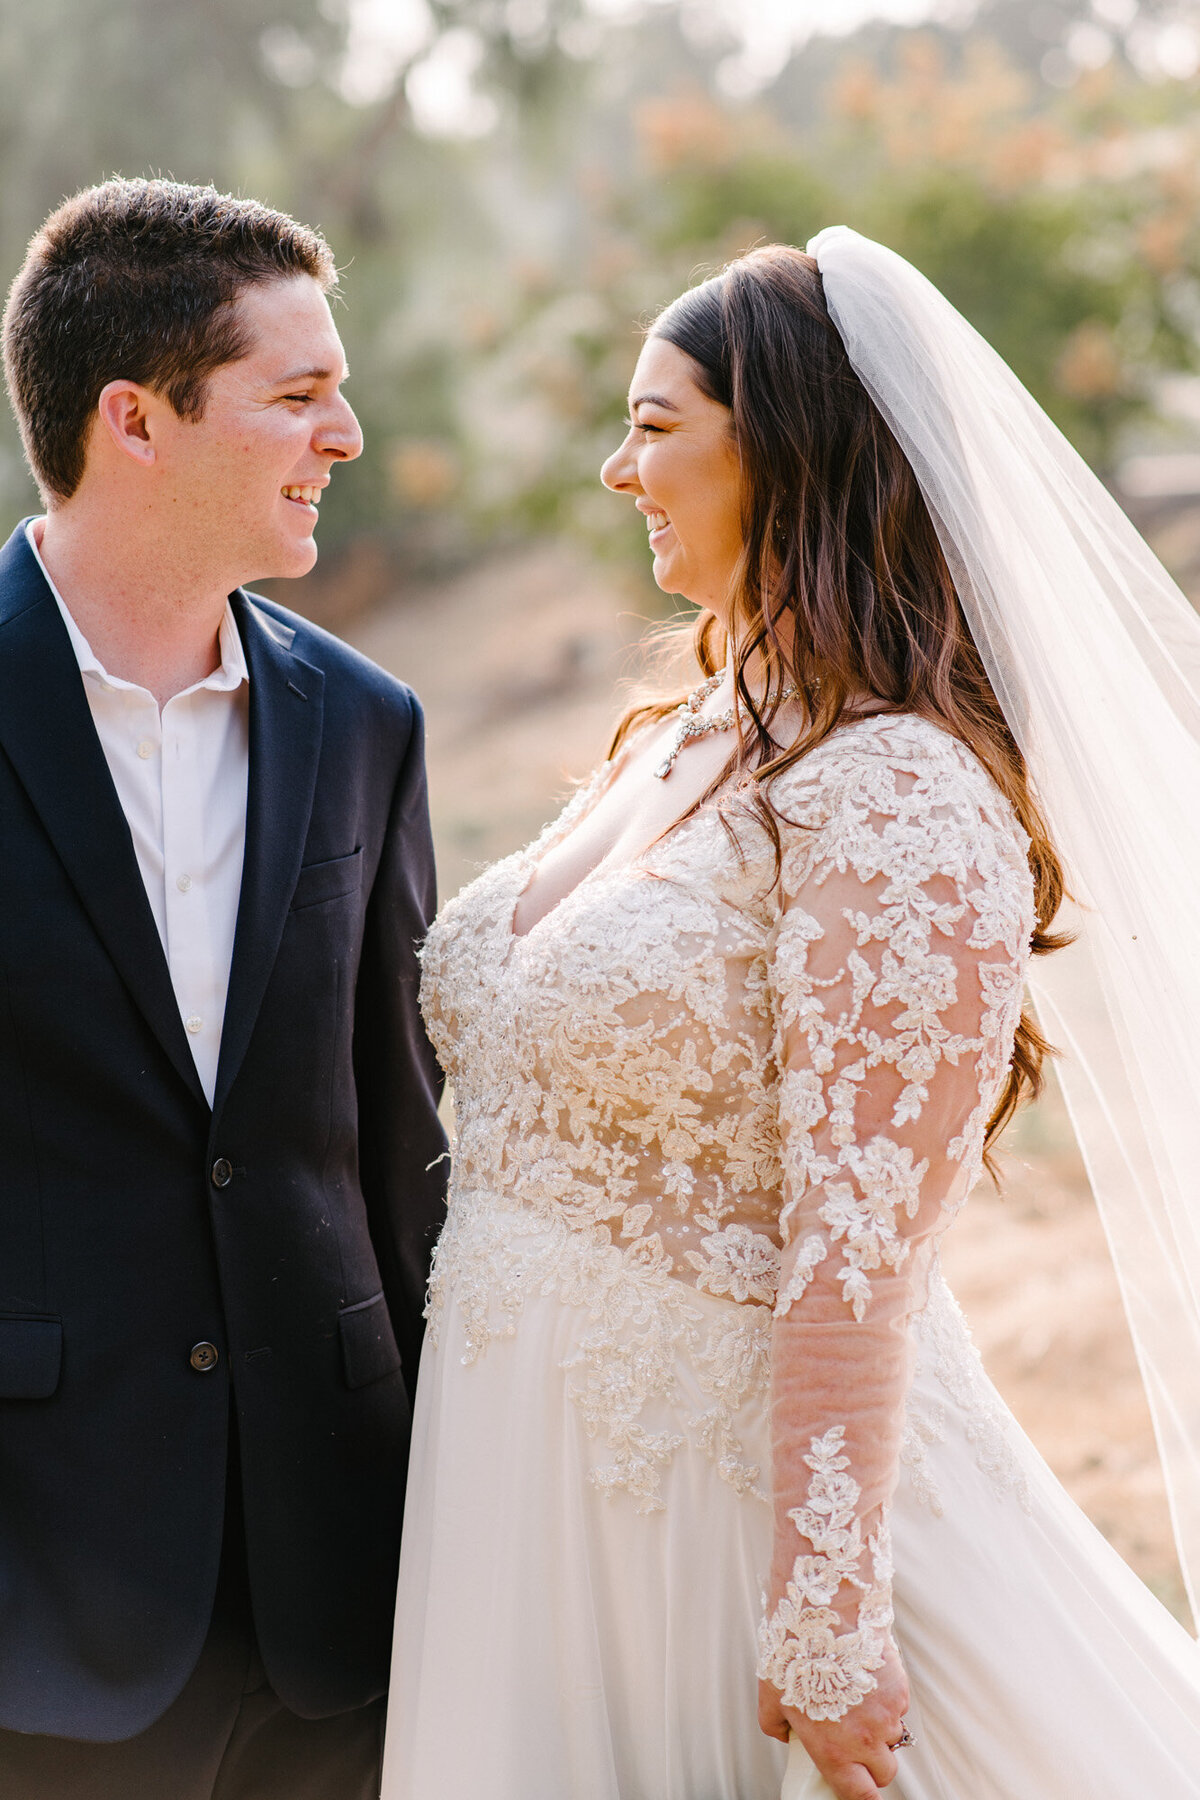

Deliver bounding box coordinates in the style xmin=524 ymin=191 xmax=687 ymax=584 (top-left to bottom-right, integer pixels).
xmin=653 ymin=669 xmax=799 ymax=779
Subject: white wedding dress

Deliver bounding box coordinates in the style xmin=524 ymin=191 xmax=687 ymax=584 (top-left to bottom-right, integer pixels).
xmin=381 ymin=713 xmax=1200 ymax=1800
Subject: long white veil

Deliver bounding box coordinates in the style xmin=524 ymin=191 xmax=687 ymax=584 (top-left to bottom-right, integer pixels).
xmin=809 ymin=224 xmax=1200 ymax=1629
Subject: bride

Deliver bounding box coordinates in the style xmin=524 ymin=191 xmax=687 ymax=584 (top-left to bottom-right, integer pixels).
xmin=382 ymin=230 xmax=1200 ymax=1799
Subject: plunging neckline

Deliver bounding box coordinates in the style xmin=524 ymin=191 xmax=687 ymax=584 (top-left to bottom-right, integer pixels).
xmin=505 ymin=690 xmax=836 ymax=943
xmin=507 ymin=760 xmax=647 ymax=945
xmin=506 ymin=721 xmax=720 ymax=944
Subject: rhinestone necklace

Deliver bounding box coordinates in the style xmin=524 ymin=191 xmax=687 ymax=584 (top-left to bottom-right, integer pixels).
xmin=653 ymin=669 xmax=799 ymax=779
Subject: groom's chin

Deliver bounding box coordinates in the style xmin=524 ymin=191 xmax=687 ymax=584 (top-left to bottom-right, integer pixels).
xmin=260 ymin=533 xmax=321 ymax=583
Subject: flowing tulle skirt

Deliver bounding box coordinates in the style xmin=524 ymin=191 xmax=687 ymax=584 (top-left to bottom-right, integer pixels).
xmin=383 ymin=1243 xmax=1200 ymax=1800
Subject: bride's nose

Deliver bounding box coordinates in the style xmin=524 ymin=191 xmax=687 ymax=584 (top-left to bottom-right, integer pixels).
xmin=600 ymin=431 xmax=639 ymax=494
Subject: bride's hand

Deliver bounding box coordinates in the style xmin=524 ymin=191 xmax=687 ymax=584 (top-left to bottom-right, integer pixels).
xmin=758 ymin=1643 xmax=910 ymax=1798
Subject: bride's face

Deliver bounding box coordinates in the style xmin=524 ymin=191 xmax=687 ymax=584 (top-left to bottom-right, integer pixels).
xmin=600 ymin=335 xmax=743 ymax=613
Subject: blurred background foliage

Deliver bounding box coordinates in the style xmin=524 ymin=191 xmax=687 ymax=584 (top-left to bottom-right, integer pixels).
xmin=6 ymin=0 xmax=1200 ymax=600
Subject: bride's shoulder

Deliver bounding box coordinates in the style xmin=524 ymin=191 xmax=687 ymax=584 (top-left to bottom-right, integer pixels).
xmin=763 ymin=711 xmax=1028 ymax=852
xmin=770 ymin=709 xmax=994 ymax=792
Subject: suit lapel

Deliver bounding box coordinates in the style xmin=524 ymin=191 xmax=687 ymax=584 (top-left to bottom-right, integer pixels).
xmin=213 ymin=592 xmax=325 ymax=1114
xmin=0 ymin=524 xmax=208 ymax=1108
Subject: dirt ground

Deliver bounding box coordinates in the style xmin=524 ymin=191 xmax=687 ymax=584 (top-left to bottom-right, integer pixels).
xmin=348 ymin=539 xmax=1190 ymax=1626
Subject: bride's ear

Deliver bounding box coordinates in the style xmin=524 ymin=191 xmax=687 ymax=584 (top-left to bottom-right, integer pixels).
xmin=95 ymin=380 xmax=158 ymax=469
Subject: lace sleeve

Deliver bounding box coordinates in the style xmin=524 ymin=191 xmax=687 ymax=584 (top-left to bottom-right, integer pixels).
xmin=755 ymin=731 xmax=1032 ymax=1721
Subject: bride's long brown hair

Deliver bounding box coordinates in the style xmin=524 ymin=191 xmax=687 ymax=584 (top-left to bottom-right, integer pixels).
xmin=610 ymin=244 xmax=1068 ymax=1156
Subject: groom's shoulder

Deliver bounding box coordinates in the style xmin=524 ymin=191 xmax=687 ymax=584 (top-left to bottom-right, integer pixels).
xmin=238 ymin=589 xmax=420 ymax=726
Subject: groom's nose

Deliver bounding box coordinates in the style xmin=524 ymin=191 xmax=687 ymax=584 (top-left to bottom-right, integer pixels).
xmin=318 ymin=393 xmax=363 ymax=463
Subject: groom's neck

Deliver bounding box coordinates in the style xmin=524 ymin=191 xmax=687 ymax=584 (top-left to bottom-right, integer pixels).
xmin=35 ymin=502 xmax=232 ymax=710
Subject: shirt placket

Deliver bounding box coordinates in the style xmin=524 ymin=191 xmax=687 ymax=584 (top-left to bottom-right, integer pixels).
xmin=161 ymin=691 xmax=217 ymax=1100
xmin=123 ymin=692 xmax=166 ymax=934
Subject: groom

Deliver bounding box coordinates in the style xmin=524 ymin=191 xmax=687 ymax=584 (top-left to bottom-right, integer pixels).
xmin=0 ymin=179 xmax=446 ymax=1796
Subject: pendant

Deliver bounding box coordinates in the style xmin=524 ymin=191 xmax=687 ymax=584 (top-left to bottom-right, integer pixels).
xmin=650 ymin=669 xmax=799 ymax=779
xmin=653 ymin=721 xmax=690 ymax=778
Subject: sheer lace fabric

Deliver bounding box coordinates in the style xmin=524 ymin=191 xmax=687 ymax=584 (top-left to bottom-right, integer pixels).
xmin=418 ymin=713 xmax=1034 ymax=1719
xmin=760 ymin=741 xmax=1031 ymax=1717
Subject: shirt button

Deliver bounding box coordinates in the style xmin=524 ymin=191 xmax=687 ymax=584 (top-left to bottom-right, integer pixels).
xmin=185 ymin=1014 xmax=203 ymax=1035
xmin=211 ymin=1158 xmax=234 ymax=1189
xmin=136 ymin=740 xmax=154 ymax=760
xmin=176 ymin=873 xmax=193 ymax=893
xmin=189 ymin=1342 xmax=219 ymax=1373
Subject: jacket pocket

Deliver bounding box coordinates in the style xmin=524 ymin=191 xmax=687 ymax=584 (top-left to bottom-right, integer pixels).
xmin=338 ymin=1292 xmax=401 ymax=1390
xmin=290 ymin=847 xmax=363 ymax=912
xmin=0 ymin=1315 xmax=62 ymax=1399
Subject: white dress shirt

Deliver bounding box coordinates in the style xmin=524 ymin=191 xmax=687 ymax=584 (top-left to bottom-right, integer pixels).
xmin=27 ymin=520 xmax=250 ymax=1106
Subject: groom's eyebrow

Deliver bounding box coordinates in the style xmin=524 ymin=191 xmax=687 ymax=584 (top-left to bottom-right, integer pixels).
xmin=274 ymin=363 xmax=351 ymax=384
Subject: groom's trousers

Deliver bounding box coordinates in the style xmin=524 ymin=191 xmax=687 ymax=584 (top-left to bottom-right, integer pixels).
xmin=0 ymin=1443 xmax=387 ymax=1800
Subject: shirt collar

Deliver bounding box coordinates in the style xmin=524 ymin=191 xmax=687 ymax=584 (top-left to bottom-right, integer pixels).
xmin=25 ymin=517 xmax=250 ymax=698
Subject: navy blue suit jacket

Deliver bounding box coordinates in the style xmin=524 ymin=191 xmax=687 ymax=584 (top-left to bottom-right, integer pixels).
xmin=0 ymin=522 xmax=447 ymax=1739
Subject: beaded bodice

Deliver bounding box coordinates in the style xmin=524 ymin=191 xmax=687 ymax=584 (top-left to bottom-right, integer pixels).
xmin=428 ymin=775 xmax=786 ymax=1290
xmin=419 ymin=711 xmax=1035 ymax=1718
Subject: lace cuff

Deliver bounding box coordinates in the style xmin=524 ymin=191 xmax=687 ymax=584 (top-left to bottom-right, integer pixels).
xmin=755 ymin=1426 xmax=894 ymax=1719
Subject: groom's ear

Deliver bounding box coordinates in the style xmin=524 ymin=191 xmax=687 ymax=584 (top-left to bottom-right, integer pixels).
xmin=95 ymin=380 xmax=159 ymax=469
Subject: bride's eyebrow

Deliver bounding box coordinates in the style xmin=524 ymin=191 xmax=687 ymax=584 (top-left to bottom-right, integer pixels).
xmin=630 ymin=392 xmax=680 ymax=413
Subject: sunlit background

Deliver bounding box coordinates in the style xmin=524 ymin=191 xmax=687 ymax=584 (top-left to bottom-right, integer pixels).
xmin=5 ymin=0 xmax=1199 ymax=1621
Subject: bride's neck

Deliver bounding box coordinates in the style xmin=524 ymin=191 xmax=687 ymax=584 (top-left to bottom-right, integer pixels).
xmin=704 ymin=659 xmax=796 ymax=711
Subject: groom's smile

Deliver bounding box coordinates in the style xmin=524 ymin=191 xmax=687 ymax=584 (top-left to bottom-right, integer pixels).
xmin=281 ymin=482 xmax=325 ymax=510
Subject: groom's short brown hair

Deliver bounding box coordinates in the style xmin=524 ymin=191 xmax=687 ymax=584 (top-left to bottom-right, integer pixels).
xmin=2 ymin=177 xmax=337 ymax=502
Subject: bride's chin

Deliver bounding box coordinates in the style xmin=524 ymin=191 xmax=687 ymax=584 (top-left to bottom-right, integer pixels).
xmin=650 ymin=555 xmax=699 ymax=602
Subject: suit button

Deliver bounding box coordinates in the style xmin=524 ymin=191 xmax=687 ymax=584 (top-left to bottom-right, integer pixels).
xmin=189 ymin=1342 xmax=219 ymax=1372
xmin=210 ymin=1159 xmax=233 ymax=1189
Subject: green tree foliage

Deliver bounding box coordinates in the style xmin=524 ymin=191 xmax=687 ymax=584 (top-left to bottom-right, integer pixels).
xmin=2 ymin=0 xmax=1200 ymax=569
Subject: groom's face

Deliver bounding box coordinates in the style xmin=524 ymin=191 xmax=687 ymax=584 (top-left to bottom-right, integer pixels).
xmin=157 ymin=273 xmax=362 ymax=584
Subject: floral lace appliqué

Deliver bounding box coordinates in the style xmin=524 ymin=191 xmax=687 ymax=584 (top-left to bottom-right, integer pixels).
xmin=686 ymin=1224 xmax=781 ymax=1305
xmin=756 ymin=1427 xmax=894 ymax=1720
